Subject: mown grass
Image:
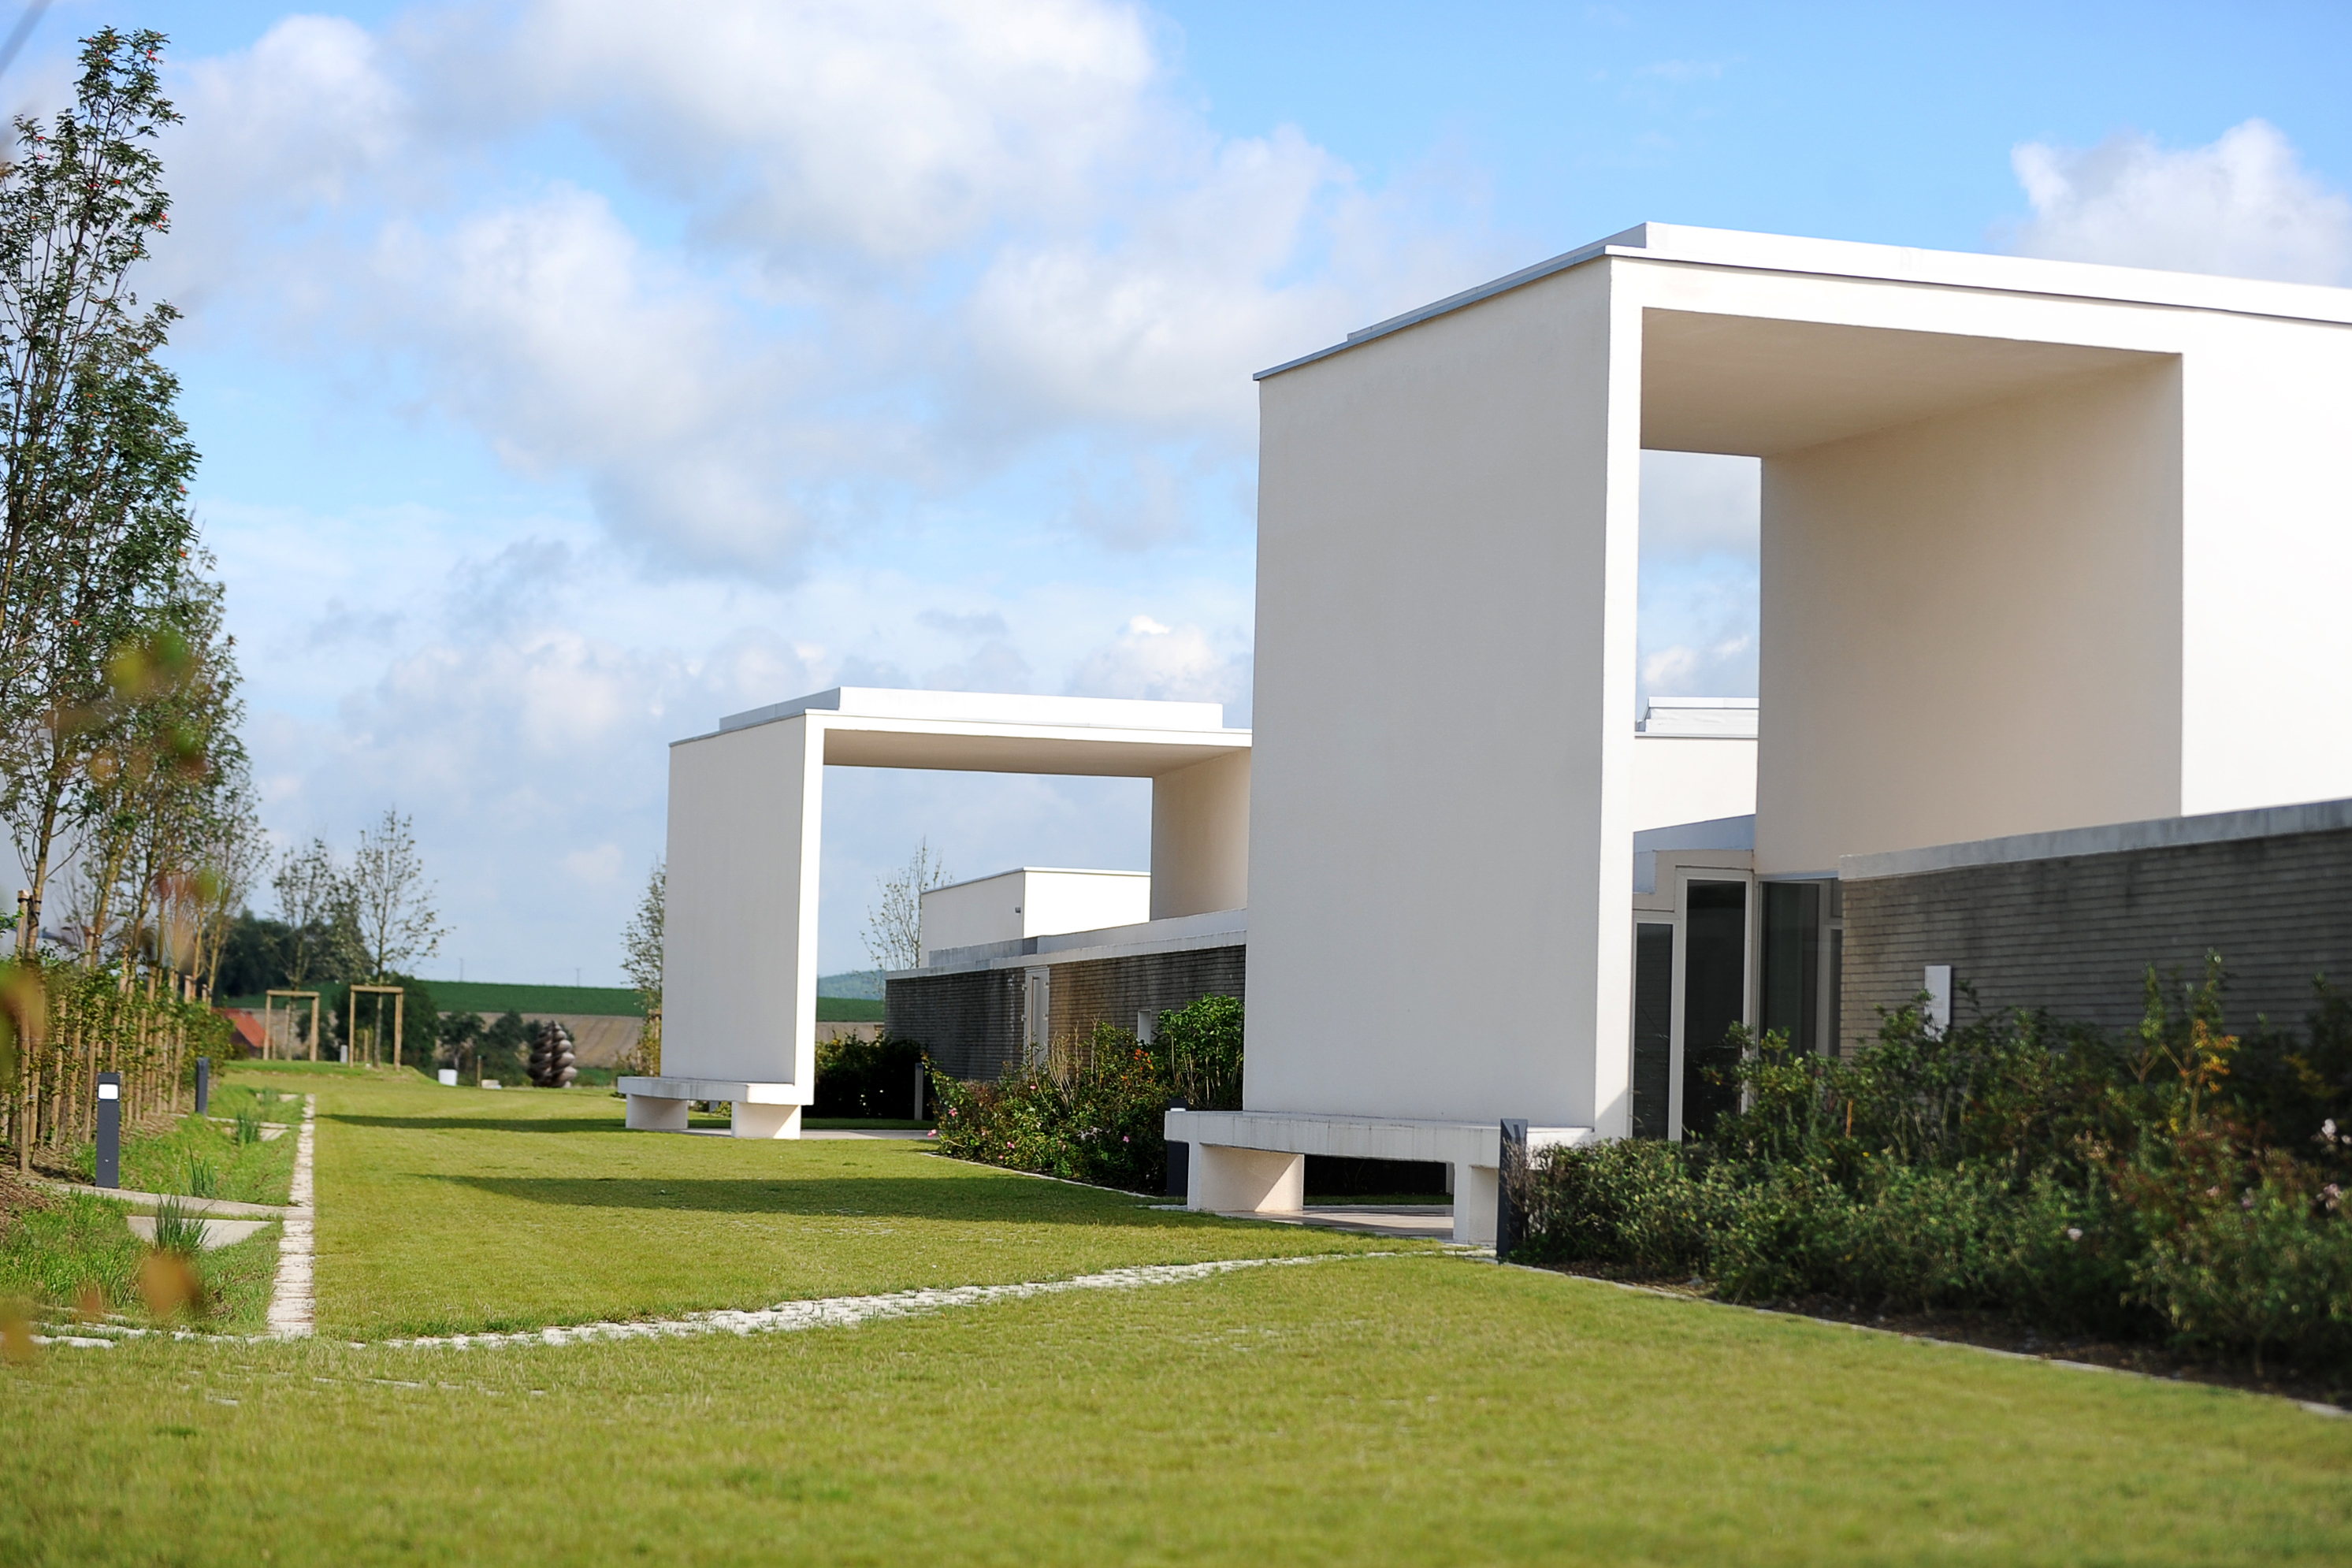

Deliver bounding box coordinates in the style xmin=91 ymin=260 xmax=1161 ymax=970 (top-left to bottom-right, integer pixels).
xmin=6 ymin=1065 xmax=2349 ymax=1565
xmin=9 ymin=1255 xmax=2352 ymax=1566
xmin=268 ymin=1063 xmax=1408 ymax=1339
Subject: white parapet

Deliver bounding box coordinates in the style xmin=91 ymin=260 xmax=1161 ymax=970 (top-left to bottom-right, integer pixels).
xmin=1165 ymin=1109 xmax=1591 ymax=1245
xmin=619 ymin=1076 xmax=811 ymax=1139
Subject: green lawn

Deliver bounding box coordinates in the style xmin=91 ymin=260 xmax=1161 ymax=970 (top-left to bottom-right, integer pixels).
xmin=284 ymin=1063 xmax=1406 ymax=1339
xmin=6 ymin=1064 xmax=2350 ymax=1565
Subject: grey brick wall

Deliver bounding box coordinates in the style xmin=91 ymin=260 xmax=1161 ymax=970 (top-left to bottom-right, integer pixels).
xmin=884 ymin=968 xmax=1023 ymax=1081
xmin=1841 ymin=826 xmax=2352 ymax=1046
xmin=1049 ymin=945 xmax=1246 ymax=1051
xmin=885 ymin=942 xmax=1246 ymax=1082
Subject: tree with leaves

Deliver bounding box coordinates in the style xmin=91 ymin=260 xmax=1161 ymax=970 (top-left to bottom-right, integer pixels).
xmin=862 ymin=838 xmax=949 ymax=973
xmin=0 ymin=31 xmax=214 ymax=955
xmin=347 ymin=808 xmax=442 ymax=981
xmin=269 ymin=836 xmax=357 ymax=991
xmin=619 ymin=857 xmax=663 ymax=1074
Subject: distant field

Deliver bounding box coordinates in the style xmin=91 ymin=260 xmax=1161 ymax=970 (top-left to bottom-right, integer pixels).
xmin=218 ymin=983 xmax=883 ymax=1023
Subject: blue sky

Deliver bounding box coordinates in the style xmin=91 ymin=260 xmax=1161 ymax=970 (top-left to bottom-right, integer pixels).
xmin=15 ymin=1 xmax=2350 ymax=983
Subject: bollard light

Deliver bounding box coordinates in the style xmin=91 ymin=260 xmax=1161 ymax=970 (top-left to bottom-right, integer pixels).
xmin=95 ymin=1072 xmax=123 ymax=1190
xmin=1165 ymin=1096 xmax=1190 ymax=1198
xmin=195 ymin=1057 xmax=210 ymax=1117
xmin=1496 ymin=1118 xmax=1529 ymax=1261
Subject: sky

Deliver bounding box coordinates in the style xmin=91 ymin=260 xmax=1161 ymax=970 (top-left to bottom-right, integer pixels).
xmin=9 ymin=0 xmax=2350 ymax=983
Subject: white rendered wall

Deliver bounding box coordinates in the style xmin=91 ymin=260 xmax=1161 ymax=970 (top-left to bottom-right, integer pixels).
xmin=663 ymin=716 xmax=820 ymax=1091
xmin=922 ymin=869 xmax=1152 ymax=961
xmin=1018 ymin=870 xmax=1151 ymax=942
xmin=1250 ymin=258 xmax=1637 ymax=1134
xmin=1756 ymin=360 xmax=2184 ymax=873
xmin=2173 ymin=314 xmax=2352 ymax=816
xmin=1631 ymin=734 xmax=1756 ymax=832
xmin=1150 ymin=751 xmax=1250 ymax=920
xmin=1623 ymin=247 xmax=2352 ymax=849
xmin=920 ymin=871 xmax=1026 ymax=960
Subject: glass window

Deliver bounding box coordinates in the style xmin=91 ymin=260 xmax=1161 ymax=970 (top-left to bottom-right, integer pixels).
xmin=1682 ymin=881 xmax=1746 ymax=1138
xmin=1760 ymin=882 xmax=1823 ymax=1053
xmin=1632 ymin=923 xmax=1674 ymax=1139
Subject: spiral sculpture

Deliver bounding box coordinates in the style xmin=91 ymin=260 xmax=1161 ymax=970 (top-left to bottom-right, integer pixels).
xmin=527 ymin=1020 xmax=578 ymax=1088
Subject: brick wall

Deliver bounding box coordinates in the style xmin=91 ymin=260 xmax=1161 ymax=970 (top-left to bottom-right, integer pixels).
xmin=885 ymin=942 xmax=1246 ymax=1082
xmin=1048 ymin=944 xmax=1246 ymax=1050
xmin=1841 ymin=826 xmax=2352 ymax=1044
xmin=884 ymin=968 xmax=1023 ymax=1081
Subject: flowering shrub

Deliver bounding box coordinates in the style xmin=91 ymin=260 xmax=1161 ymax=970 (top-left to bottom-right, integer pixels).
xmin=929 ymin=997 xmax=1246 ymax=1191
xmin=1510 ymin=957 xmax=2352 ymax=1372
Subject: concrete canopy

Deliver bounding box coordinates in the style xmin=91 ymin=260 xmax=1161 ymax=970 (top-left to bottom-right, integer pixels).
xmin=1232 ymin=222 xmax=2352 ymax=1240
xmin=629 ymin=688 xmax=1250 ymax=1137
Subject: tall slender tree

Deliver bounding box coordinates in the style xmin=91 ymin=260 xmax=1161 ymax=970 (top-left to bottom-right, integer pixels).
xmin=0 ymin=30 xmax=206 ymax=948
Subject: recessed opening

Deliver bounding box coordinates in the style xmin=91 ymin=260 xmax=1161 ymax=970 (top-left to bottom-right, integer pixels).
xmin=1306 ymin=1156 xmax=1450 ymax=1203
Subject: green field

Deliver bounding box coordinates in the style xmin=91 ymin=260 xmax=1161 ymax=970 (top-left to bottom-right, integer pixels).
xmin=6 ymin=1061 xmax=2350 ymax=1565
xmin=217 ymin=983 xmax=885 ymax=1024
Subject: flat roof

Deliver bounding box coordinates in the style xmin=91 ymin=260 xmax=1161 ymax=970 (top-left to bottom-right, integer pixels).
xmin=1258 ymin=221 xmax=2352 ymax=382
xmin=1841 ymin=796 xmax=2352 ymax=882
xmin=720 ymin=686 xmax=1229 ymax=734
xmin=923 ymin=866 xmax=1150 ymax=896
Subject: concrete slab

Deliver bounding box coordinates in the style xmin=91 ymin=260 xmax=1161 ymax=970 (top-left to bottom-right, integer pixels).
xmin=31 ymin=1181 xmax=292 ymax=1218
xmin=1212 ymin=1203 xmax=1458 ymax=1241
xmin=204 ymin=1117 xmax=288 ymax=1140
xmin=126 ymin=1215 xmax=271 ymax=1251
xmin=803 ymin=1129 xmax=935 ymax=1140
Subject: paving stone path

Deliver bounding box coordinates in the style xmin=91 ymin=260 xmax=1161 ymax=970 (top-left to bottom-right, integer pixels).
xmin=264 ymin=1094 xmax=318 ymax=1339
xmin=378 ymin=1251 xmax=1399 ymax=1351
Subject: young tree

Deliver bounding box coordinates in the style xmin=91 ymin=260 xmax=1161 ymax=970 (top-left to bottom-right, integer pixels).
xmin=346 ymin=808 xmax=443 ymax=981
xmin=619 ymin=857 xmax=662 ymax=1073
xmin=621 ymin=858 xmax=663 ymax=1008
xmin=861 ymin=838 xmax=949 ymax=974
xmin=0 ymin=32 xmax=206 ymax=941
xmin=271 ymin=837 xmax=354 ymax=990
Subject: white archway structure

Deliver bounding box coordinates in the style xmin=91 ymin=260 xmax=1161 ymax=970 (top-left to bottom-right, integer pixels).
xmin=622 ymin=688 xmax=1250 ymax=1137
xmin=1174 ymin=221 xmax=2352 ymax=1243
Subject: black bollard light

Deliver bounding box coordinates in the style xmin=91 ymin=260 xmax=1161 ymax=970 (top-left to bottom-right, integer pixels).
xmin=1165 ymin=1096 xmax=1190 ymax=1198
xmin=195 ymin=1057 xmax=211 ymax=1116
xmin=1496 ymin=1119 xmax=1529 ymax=1261
xmin=95 ymin=1072 xmax=124 ymax=1190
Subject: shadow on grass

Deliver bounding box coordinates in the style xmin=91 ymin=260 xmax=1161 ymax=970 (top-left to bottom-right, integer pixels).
xmin=428 ymin=1172 xmax=1183 ymax=1224
xmin=324 ymin=1114 xmax=627 ymax=1134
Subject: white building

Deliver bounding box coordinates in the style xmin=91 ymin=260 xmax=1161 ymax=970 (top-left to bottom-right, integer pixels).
xmin=1176 ymin=221 xmax=2352 ymax=1242
xmin=634 ymin=222 xmax=2352 ymax=1245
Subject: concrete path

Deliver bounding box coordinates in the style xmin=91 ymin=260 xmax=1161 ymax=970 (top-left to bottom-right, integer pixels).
xmin=265 ymin=1094 xmax=318 ymax=1339
xmin=34 ymin=1183 xmax=293 ymax=1219
xmin=126 ymin=1215 xmax=272 ymax=1250
xmin=204 ymin=1116 xmax=289 ymax=1141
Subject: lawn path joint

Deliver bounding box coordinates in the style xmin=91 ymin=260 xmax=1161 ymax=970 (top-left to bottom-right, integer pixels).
xmin=381 ymin=1251 xmax=1397 ymax=1351
xmin=265 ymin=1093 xmax=318 ymax=1339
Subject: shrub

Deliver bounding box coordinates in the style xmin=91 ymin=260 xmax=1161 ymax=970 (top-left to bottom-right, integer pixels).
xmin=934 ymin=1023 xmax=1185 ymax=1192
xmin=812 ymin=1035 xmax=926 ymax=1119
xmin=1155 ymin=995 xmax=1243 ymax=1109
xmin=1508 ymin=959 xmax=2352 ymax=1373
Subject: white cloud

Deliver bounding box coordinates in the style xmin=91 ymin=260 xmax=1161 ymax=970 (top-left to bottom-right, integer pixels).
xmin=1065 ymin=615 xmax=1250 ymax=711
xmin=153 ymin=2 xmax=1501 ymax=578
xmin=1640 ymin=450 xmax=1758 ymax=559
xmin=2008 ymin=119 xmax=2352 ymax=284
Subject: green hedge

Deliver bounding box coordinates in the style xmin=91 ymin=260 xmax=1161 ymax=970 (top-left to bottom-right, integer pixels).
xmin=1510 ymin=958 xmax=2352 ymax=1373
